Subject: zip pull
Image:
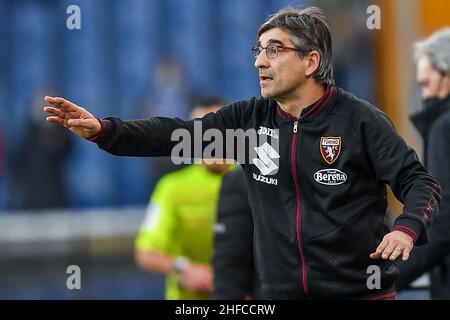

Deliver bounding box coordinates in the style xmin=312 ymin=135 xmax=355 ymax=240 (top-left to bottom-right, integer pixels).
xmin=293 ymin=121 xmax=298 ymax=133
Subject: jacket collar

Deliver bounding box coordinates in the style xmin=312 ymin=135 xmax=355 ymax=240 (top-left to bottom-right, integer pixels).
xmin=275 ymin=86 xmax=338 ymax=123
xmin=410 ymin=95 xmax=450 ymax=139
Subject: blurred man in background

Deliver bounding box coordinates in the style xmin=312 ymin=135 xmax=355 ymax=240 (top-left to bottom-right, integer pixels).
xmin=137 ymin=55 xmax=193 ymax=184
xmin=0 ymin=120 xmax=5 ymax=209
xmin=10 ymin=88 xmax=72 ymax=210
xmin=0 ymin=122 xmax=4 ymax=178
xmin=212 ymin=167 xmax=262 ymax=299
xmin=397 ymin=28 xmax=450 ymax=299
xmin=134 ymin=97 xmax=235 ymax=300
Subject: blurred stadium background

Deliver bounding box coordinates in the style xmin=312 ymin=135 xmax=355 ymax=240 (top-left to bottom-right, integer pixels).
xmin=0 ymin=0 xmax=448 ymax=299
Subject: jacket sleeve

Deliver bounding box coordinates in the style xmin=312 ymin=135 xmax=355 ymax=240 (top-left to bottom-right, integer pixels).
xmin=362 ymin=108 xmax=441 ymax=246
xmin=397 ymin=116 xmax=450 ymax=289
xmin=90 ymin=100 xmax=251 ymax=158
xmin=212 ymin=169 xmax=256 ymax=299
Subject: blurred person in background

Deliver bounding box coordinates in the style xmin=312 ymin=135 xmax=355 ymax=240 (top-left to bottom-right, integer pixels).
xmin=0 ymin=122 xmax=4 ymax=178
xmin=396 ymin=28 xmax=450 ymax=299
xmin=138 ymin=56 xmax=192 ymax=180
xmin=212 ymin=167 xmax=262 ymax=299
xmin=10 ymin=88 xmax=72 ymax=210
xmin=141 ymin=55 xmax=191 ymax=120
xmin=134 ymin=97 xmax=235 ymax=300
xmin=0 ymin=120 xmax=5 ymax=209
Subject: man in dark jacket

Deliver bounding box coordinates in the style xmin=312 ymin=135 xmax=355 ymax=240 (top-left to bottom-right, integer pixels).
xmin=212 ymin=167 xmax=262 ymax=299
xmin=44 ymin=7 xmax=441 ymax=299
xmin=396 ymin=28 xmax=450 ymax=299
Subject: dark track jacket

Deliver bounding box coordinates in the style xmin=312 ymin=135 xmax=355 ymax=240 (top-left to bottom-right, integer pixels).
xmin=212 ymin=167 xmax=262 ymax=300
xmin=396 ymin=95 xmax=450 ymax=299
xmin=91 ymin=86 xmax=441 ymax=299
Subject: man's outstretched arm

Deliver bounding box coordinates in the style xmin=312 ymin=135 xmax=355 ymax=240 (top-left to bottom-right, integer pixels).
xmin=44 ymin=95 xmax=205 ymax=157
xmin=44 ymin=96 xmax=250 ymax=158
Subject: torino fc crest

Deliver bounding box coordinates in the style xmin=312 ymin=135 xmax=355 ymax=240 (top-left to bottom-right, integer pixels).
xmin=320 ymin=137 xmax=341 ymax=165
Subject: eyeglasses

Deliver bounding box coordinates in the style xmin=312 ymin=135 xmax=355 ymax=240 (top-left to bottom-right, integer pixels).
xmin=252 ymin=44 xmax=300 ymax=60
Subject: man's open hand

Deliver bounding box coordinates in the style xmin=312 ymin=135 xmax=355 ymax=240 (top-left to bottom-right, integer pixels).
xmin=370 ymin=230 xmax=414 ymax=261
xmin=44 ymin=96 xmax=101 ymax=139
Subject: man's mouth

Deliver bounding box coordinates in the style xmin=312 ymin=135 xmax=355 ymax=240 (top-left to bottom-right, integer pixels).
xmin=260 ymin=75 xmax=273 ymax=82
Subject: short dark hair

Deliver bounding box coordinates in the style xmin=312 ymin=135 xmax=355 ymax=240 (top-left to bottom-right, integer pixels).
xmin=258 ymin=6 xmax=334 ymax=87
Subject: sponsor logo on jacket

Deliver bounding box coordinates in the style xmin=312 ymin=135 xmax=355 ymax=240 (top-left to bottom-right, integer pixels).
xmin=252 ymin=142 xmax=280 ymax=176
xmin=253 ymin=173 xmax=278 ymax=186
xmin=257 ymin=126 xmax=279 ymax=139
xmin=320 ymin=137 xmax=341 ymax=164
xmin=252 ymin=141 xmax=279 ymax=185
xmin=314 ymin=169 xmax=347 ymax=185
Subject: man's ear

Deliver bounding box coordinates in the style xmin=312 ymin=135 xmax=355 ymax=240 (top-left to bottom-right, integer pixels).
xmin=305 ymin=51 xmax=321 ymax=77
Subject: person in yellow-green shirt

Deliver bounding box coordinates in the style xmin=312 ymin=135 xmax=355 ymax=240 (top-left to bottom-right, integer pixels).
xmin=134 ymin=97 xmax=234 ymax=300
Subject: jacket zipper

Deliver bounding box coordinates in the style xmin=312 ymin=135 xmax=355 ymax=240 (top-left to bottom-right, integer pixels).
xmin=291 ymin=120 xmax=309 ymax=295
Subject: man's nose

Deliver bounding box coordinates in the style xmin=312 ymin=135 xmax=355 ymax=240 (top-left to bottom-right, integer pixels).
xmin=254 ymin=51 xmax=270 ymax=69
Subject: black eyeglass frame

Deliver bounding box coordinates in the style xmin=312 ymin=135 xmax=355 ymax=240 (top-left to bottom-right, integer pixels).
xmin=252 ymin=43 xmax=301 ymax=59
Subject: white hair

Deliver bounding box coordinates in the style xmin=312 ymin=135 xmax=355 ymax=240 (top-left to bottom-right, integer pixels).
xmin=414 ymin=28 xmax=450 ymax=75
